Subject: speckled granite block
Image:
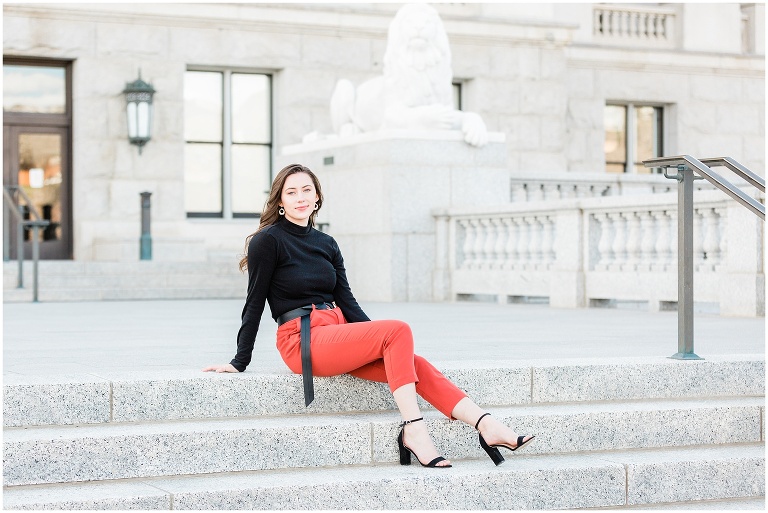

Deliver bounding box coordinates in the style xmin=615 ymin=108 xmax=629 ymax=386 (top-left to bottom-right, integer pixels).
xmin=533 ymin=357 xmax=765 ymax=403
xmin=107 ymin=365 xmax=529 ymax=423
xmin=108 ymin=370 xmax=395 ymax=422
xmin=601 ymin=444 xmax=765 ymax=505
xmin=3 ymin=481 xmax=170 ymax=510
xmin=158 ymin=456 xmax=626 ymax=510
xmin=3 ymin=375 xmax=110 ymax=427
xmin=2 ymin=416 xmax=370 ymax=486
xmin=440 ymin=363 xmax=530 ymax=406
xmin=370 ymin=398 xmax=763 ymax=462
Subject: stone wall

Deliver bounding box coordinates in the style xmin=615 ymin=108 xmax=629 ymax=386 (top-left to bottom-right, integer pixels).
xmin=2 ymin=3 xmax=764 ymax=264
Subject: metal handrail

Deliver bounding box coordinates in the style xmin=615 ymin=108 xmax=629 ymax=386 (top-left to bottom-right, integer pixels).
xmin=643 ymin=155 xmax=764 ymax=220
xmin=698 ymin=157 xmax=765 ymax=193
xmin=642 ymin=155 xmax=765 ymax=361
xmin=3 ymin=185 xmax=50 ymax=302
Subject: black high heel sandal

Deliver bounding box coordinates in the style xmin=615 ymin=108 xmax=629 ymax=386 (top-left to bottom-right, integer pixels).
xmin=475 ymin=412 xmax=535 ymax=466
xmin=397 ymin=417 xmax=452 ymax=468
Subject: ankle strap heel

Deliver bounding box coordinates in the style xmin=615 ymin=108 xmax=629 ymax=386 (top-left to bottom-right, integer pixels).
xmin=399 ymin=417 xmax=423 ymax=428
xmin=473 ymin=412 xmax=536 ymax=466
xmin=396 ymin=417 xmax=451 ymax=468
xmin=475 ymin=412 xmax=491 ymax=430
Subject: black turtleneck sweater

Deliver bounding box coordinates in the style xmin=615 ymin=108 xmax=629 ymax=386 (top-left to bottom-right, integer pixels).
xmin=231 ymin=216 xmax=370 ymax=371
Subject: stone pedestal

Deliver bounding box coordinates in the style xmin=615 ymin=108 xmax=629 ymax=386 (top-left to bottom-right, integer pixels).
xmin=279 ymin=130 xmax=508 ymax=302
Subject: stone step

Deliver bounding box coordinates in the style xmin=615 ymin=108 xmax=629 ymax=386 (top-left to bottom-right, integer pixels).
xmin=3 ymin=260 xmax=242 ymax=277
xmin=3 ymin=397 xmax=762 ymax=486
xmin=2 ymin=286 xmax=244 ymax=302
xmin=3 ymin=261 xmax=246 ymax=301
xmin=2 ymin=444 xmax=764 ymax=510
xmin=4 ymin=357 xmax=763 ymax=427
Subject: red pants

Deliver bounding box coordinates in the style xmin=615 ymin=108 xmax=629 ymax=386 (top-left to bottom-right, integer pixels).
xmin=276 ymin=306 xmax=467 ymax=418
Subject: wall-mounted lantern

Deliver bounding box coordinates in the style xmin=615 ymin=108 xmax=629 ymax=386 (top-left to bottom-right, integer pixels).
xmin=123 ymin=71 xmax=155 ymax=154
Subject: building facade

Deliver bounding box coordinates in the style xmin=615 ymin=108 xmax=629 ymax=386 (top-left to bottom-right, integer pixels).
xmin=2 ymin=2 xmax=765 ymax=311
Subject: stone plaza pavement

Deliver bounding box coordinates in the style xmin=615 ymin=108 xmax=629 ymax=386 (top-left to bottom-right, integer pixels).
xmin=2 ymin=299 xmax=765 ymax=378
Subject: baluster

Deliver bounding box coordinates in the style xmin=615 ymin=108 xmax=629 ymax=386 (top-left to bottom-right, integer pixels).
xmin=472 ymin=219 xmax=488 ymax=269
xmin=701 ymin=208 xmax=721 ymax=272
xmin=693 ymin=209 xmax=705 ymax=270
xmin=638 ymin=211 xmax=657 ymax=271
xmin=502 ymin=218 xmax=517 ymax=270
xmin=714 ymin=207 xmax=727 ymax=272
xmin=609 ymin=212 xmax=627 ymax=271
xmin=668 ymin=211 xmax=678 ymax=272
xmin=596 ymin=213 xmax=614 ymax=271
xmin=629 ymin=11 xmax=638 ymax=38
xmin=540 ymin=215 xmax=555 ymax=269
xmin=595 ymin=8 xmax=603 ymax=35
xmin=527 ymin=217 xmax=542 ymax=268
xmin=529 ymin=183 xmax=544 ymax=202
xmin=459 ymin=219 xmax=475 ymax=269
xmin=623 ymin=212 xmax=641 ymax=271
xmin=515 ymin=217 xmax=530 ymax=268
xmin=492 ymin=218 xmax=508 ymax=269
xmin=651 ymin=211 xmax=670 ymax=271
xmin=480 ymin=219 xmax=496 ymax=269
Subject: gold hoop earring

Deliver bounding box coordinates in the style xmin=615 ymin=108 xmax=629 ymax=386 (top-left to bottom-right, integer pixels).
xmin=279 ymin=207 xmax=285 ymax=215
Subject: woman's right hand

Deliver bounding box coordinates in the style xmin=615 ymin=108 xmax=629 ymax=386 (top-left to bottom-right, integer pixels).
xmin=201 ymin=363 xmax=240 ymax=373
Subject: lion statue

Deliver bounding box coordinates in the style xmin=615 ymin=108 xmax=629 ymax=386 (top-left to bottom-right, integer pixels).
xmin=328 ymin=3 xmax=488 ymax=147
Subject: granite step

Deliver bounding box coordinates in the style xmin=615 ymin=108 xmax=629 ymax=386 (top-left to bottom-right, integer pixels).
xmin=2 ymin=286 xmax=244 ymax=302
xmin=4 ymin=357 xmax=763 ymax=427
xmin=3 ymin=261 xmax=245 ymax=302
xmin=2 ymin=444 xmax=764 ymax=510
xmin=3 ymin=397 xmax=762 ymax=486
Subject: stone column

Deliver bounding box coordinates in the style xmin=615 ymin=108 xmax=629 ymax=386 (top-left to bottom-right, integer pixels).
xmin=719 ymin=199 xmax=765 ymax=316
xmin=549 ymin=206 xmax=585 ymax=308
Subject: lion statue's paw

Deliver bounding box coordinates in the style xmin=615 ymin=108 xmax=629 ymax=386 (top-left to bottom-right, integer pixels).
xmin=461 ymin=112 xmax=488 ymax=147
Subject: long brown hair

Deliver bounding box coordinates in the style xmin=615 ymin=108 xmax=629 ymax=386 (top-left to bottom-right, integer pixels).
xmin=238 ymin=164 xmax=324 ymax=272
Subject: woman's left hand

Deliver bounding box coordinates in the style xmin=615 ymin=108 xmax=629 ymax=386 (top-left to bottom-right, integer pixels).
xmin=202 ymin=364 xmax=239 ymax=373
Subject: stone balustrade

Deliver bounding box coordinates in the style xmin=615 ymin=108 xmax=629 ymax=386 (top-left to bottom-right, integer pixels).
xmin=510 ymin=172 xmax=717 ymax=203
xmin=593 ymin=3 xmax=677 ymax=48
xmin=433 ymin=189 xmax=765 ymax=316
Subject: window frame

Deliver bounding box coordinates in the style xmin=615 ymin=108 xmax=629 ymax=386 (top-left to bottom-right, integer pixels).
xmin=184 ymin=66 xmax=274 ymax=219
xmin=3 ymin=57 xmax=72 ymax=128
xmin=605 ymin=101 xmax=665 ymax=175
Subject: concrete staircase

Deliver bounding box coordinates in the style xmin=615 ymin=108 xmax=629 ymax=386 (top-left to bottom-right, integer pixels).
xmin=2 ymin=260 xmax=246 ymax=302
xmin=3 ymin=356 xmax=765 ymax=509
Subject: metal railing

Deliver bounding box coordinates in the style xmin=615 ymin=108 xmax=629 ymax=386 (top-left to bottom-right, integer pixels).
xmin=2 ymin=185 xmax=50 ymax=302
xmin=642 ymin=155 xmax=765 ymax=360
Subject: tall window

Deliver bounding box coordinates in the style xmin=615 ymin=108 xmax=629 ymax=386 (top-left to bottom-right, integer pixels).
xmin=184 ymin=70 xmax=272 ymax=218
xmin=604 ymin=103 xmax=664 ymax=174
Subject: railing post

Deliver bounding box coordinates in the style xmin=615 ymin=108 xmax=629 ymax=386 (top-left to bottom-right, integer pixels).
xmin=674 ymin=165 xmax=701 ymax=360
xmin=31 ymin=225 xmax=41 ymax=302
xmin=140 ymin=191 xmax=152 ymax=260
xmin=16 ymin=203 xmax=24 ymax=289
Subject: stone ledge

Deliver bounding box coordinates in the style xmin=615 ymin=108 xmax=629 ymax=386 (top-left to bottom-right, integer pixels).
xmin=4 ymin=357 xmax=763 ymax=426
xmin=2 ymin=375 xmax=111 ymax=427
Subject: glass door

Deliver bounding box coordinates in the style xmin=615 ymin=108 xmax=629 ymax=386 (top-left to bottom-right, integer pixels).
xmin=3 ymin=125 xmax=71 ymax=259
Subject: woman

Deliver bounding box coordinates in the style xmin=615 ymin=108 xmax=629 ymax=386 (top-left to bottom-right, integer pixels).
xmin=204 ymin=163 xmax=534 ymax=468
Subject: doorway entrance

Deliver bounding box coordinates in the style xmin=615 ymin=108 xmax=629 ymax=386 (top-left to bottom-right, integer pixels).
xmin=3 ymin=59 xmax=73 ymax=260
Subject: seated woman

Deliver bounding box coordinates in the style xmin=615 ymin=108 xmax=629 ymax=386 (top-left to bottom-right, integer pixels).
xmin=204 ymin=163 xmax=535 ymax=468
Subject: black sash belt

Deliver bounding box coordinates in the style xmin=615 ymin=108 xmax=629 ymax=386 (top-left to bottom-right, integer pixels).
xmin=276 ymin=303 xmax=334 ymax=406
